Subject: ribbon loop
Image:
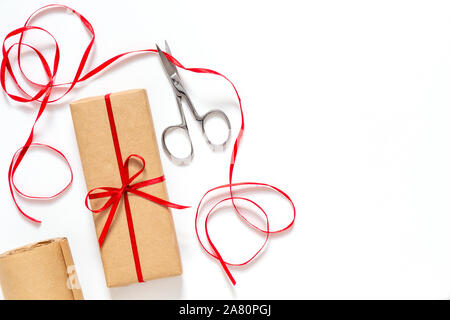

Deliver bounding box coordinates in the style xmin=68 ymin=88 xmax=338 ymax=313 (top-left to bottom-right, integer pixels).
xmin=85 ymin=187 xmax=120 ymax=213
xmin=123 ymin=154 xmax=146 ymax=183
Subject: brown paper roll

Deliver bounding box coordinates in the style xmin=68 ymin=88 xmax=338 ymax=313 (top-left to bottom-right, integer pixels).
xmin=0 ymin=237 xmax=83 ymax=300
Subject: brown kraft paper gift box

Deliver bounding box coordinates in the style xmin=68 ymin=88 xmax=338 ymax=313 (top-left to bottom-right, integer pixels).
xmin=70 ymin=89 xmax=182 ymax=287
xmin=0 ymin=237 xmax=83 ymax=300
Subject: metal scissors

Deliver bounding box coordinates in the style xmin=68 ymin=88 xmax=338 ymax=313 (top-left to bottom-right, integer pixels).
xmin=156 ymin=41 xmax=231 ymax=165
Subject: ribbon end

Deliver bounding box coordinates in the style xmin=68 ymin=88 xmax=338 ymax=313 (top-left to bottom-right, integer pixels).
xmin=23 ymin=213 xmax=42 ymax=224
xmin=220 ymin=261 xmax=236 ymax=286
xmin=98 ymin=234 xmax=105 ymax=248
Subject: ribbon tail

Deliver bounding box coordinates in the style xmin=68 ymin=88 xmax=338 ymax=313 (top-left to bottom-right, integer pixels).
xmin=98 ymin=197 xmax=120 ymax=247
xmin=129 ymin=189 xmax=190 ymax=210
xmin=210 ymin=241 xmax=236 ymax=286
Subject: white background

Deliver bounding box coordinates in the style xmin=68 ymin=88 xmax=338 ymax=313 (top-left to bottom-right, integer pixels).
xmin=1 ymin=0 xmax=450 ymax=300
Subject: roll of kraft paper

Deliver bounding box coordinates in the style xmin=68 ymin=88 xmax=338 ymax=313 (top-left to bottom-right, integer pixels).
xmin=0 ymin=238 xmax=83 ymax=300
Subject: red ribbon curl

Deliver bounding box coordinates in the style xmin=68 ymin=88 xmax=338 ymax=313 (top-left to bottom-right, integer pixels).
xmin=1 ymin=4 xmax=296 ymax=285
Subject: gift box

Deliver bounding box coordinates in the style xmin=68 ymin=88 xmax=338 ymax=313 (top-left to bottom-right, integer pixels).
xmin=0 ymin=237 xmax=83 ymax=300
xmin=70 ymin=89 xmax=183 ymax=287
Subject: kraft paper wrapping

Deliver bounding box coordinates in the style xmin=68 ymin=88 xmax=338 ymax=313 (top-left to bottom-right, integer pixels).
xmin=0 ymin=237 xmax=83 ymax=300
xmin=70 ymin=89 xmax=182 ymax=287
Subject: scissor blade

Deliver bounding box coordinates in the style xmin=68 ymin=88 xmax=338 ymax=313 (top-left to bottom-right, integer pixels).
xmin=164 ymin=40 xmax=172 ymax=56
xmin=164 ymin=41 xmax=181 ymax=79
xmin=156 ymin=43 xmax=179 ymax=80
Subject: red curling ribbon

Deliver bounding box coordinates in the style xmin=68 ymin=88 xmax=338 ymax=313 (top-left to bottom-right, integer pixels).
xmin=2 ymin=4 xmax=296 ymax=285
xmin=84 ymin=94 xmax=189 ymax=282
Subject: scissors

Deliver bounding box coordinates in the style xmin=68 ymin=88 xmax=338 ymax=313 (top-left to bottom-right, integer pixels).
xmin=156 ymin=41 xmax=231 ymax=165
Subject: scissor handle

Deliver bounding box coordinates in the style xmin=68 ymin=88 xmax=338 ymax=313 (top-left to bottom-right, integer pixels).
xmin=161 ymin=124 xmax=194 ymax=165
xmin=200 ymin=109 xmax=232 ymax=151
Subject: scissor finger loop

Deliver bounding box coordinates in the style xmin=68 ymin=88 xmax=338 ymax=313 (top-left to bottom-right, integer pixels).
xmin=161 ymin=125 xmax=194 ymax=165
xmin=200 ymin=109 xmax=232 ymax=151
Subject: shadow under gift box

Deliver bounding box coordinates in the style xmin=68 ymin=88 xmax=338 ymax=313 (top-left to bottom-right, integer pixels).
xmin=0 ymin=237 xmax=83 ymax=300
xmin=70 ymin=89 xmax=182 ymax=287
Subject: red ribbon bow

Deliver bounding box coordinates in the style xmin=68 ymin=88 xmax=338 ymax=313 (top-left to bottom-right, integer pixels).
xmin=84 ymin=94 xmax=189 ymax=282
xmin=85 ymin=154 xmax=188 ymax=247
